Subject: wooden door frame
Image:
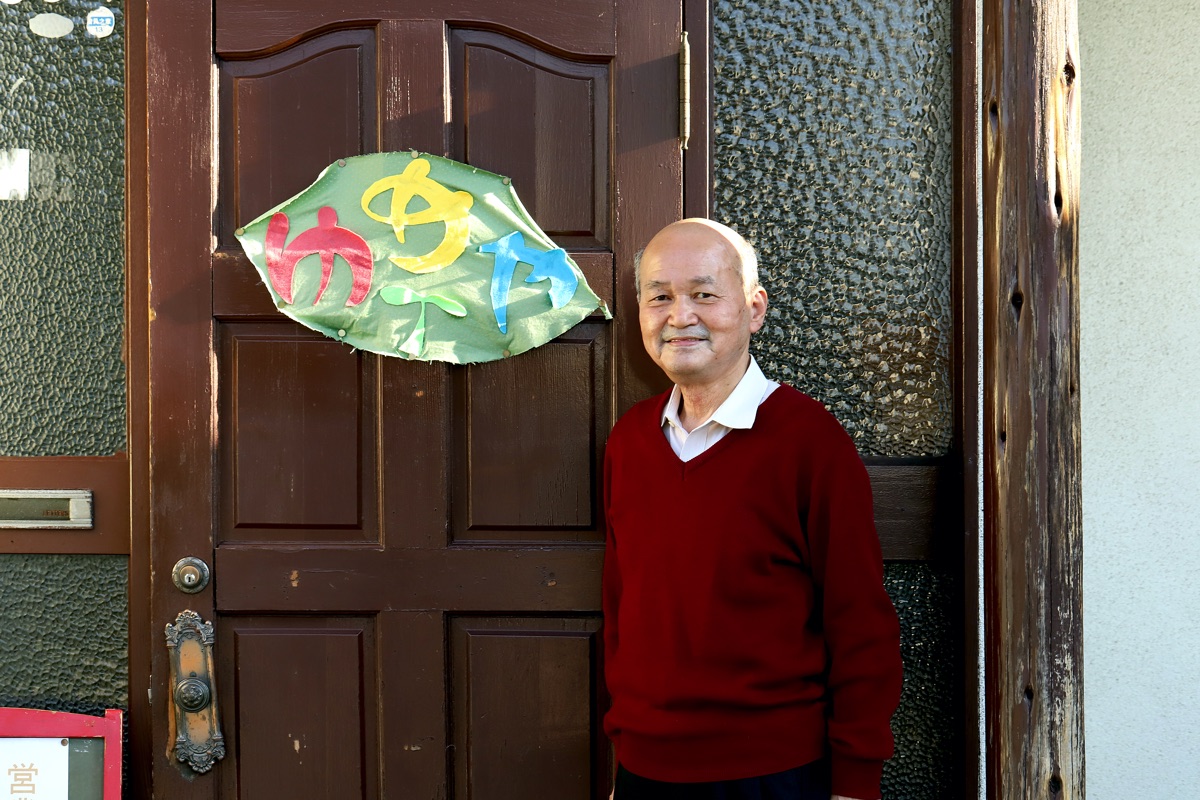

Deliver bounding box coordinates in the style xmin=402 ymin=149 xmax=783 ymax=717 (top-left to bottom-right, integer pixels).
xmin=125 ymin=0 xmax=1083 ymax=797
xmin=137 ymin=1 xmax=216 ymax=798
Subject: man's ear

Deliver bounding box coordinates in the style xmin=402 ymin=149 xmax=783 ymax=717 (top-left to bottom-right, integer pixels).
xmin=748 ymin=287 xmax=768 ymax=334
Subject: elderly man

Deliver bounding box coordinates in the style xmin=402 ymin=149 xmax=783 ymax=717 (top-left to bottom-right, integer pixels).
xmin=602 ymin=219 xmax=902 ymax=800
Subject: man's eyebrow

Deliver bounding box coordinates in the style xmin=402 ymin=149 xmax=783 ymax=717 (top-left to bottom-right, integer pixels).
xmin=643 ymin=276 xmax=717 ymax=291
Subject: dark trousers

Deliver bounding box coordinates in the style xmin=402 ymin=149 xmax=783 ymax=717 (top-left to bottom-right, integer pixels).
xmin=614 ymin=759 xmax=831 ymax=800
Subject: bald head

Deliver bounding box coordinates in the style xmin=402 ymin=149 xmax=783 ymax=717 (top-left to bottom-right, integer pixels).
xmin=635 ymin=218 xmax=768 ymax=393
xmin=635 ymin=219 xmax=760 ymax=300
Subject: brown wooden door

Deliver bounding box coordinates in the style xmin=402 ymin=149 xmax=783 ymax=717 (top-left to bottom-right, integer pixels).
xmin=146 ymin=2 xmax=681 ymax=797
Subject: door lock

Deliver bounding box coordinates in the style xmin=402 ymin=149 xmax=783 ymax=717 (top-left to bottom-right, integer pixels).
xmin=172 ymin=557 xmax=210 ymax=593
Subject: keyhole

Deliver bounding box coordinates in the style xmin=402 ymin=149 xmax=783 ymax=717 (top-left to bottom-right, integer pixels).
xmin=174 ymin=558 xmax=209 ymax=593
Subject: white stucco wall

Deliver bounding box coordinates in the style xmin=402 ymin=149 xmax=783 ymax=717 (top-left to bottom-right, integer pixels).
xmin=1081 ymin=1 xmax=1200 ymax=796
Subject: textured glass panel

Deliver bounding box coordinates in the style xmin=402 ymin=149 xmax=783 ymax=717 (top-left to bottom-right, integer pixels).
xmin=0 ymin=1 xmax=126 ymax=456
xmin=713 ymin=0 xmax=953 ymax=456
xmin=884 ymin=561 xmax=960 ymax=798
xmin=0 ymin=555 xmax=128 ymax=710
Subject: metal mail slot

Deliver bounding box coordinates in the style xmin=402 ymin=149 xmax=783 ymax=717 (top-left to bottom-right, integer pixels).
xmin=0 ymin=489 xmax=93 ymax=529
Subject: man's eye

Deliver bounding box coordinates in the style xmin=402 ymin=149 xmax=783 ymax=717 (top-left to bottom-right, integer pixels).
xmin=695 ymin=292 xmax=715 ymax=300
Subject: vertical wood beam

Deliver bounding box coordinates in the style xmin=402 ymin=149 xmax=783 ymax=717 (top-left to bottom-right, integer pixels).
xmin=983 ymin=0 xmax=1084 ymax=797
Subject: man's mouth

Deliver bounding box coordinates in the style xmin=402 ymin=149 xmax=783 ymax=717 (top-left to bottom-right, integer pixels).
xmin=662 ymin=328 xmax=708 ymax=345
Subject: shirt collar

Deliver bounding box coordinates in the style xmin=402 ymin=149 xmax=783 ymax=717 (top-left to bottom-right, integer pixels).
xmin=660 ymin=356 xmax=772 ymax=432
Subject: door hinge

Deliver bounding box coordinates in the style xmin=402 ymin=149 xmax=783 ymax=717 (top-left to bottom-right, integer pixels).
xmin=679 ymin=31 xmax=691 ymax=151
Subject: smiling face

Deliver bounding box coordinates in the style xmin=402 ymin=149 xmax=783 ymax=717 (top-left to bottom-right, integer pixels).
xmin=637 ymin=221 xmax=768 ymax=392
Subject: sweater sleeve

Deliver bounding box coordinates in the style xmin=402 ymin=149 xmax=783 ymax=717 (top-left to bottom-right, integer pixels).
xmin=804 ymin=422 xmax=903 ymax=800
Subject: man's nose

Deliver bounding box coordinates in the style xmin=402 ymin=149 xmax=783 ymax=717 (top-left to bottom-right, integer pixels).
xmin=666 ymin=296 xmax=698 ymax=326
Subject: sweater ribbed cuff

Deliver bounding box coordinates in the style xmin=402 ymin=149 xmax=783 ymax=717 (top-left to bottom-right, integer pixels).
xmin=830 ymin=754 xmax=883 ymax=800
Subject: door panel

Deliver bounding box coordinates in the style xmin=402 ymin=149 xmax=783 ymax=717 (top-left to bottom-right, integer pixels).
xmin=217 ymin=617 xmax=379 ymax=798
xmin=454 ymin=322 xmax=609 ymax=542
xmin=218 ymin=28 xmax=377 ymax=246
xmin=450 ymin=28 xmax=611 ymax=248
xmin=219 ymin=325 xmax=377 ymax=541
xmin=149 ymin=1 xmax=681 ymax=796
xmin=450 ymin=617 xmax=604 ymax=798
xmin=215 ymin=548 xmax=603 ymax=613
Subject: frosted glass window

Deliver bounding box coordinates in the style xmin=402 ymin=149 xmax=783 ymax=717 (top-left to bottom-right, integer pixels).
xmin=0 ymin=554 xmax=128 ymax=710
xmin=714 ymin=3 xmax=962 ymax=795
xmin=714 ymin=0 xmax=954 ymax=457
xmin=883 ymin=562 xmax=960 ymax=798
xmin=0 ymin=0 xmax=125 ymax=456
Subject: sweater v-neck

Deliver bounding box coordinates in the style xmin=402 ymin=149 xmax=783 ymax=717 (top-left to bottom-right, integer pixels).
xmin=653 ymin=384 xmax=792 ymax=474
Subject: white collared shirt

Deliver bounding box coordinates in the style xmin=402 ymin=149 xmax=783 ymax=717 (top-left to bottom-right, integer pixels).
xmin=661 ymin=357 xmax=779 ymax=462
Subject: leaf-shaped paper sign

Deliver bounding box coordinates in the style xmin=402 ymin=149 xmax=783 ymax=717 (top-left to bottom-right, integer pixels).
xmin=234 ymin=152 xmax=610 ymax=363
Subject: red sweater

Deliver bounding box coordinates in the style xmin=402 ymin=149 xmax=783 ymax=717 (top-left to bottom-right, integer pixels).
xmin=602 ymin=385 xmax=902 ymax=799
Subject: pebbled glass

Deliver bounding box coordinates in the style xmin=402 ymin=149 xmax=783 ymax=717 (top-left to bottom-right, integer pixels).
xmin=0 ymin=0 xmax=125 ymax=456
xmin=713 ymin=0 xmax=954 ymax=457
xmin=884 ymin=561 xmax=961 ymax=798
xmin=713 ymin=3 xmax=961 ymax=794
xmin=0 ymin=555 xmax=128 ymax=710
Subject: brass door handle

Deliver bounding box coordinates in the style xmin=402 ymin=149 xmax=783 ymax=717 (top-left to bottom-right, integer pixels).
xmin=165 ymin=610 xmax=226 ymax=773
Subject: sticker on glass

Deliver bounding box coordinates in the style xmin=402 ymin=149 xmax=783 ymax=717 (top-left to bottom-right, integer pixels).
xmin=86 ymin=6 xmax=115 ymax=37
xmin=0 ymin=149 xmax=31 ymax=201
xmin=29 ymin=12 xmax=73 ymax=38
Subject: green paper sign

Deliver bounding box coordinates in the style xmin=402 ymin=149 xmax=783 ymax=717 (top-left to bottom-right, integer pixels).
xmin=234 ymin=151 xmax=610 ymax=363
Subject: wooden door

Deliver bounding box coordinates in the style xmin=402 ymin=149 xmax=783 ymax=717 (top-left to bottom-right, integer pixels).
xmin=146 ymin=2 xmax=681 ymax=797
